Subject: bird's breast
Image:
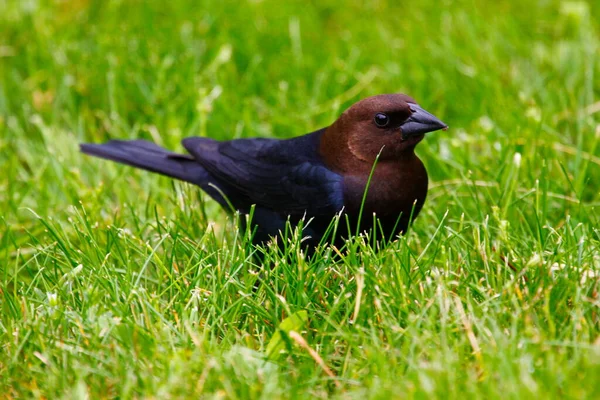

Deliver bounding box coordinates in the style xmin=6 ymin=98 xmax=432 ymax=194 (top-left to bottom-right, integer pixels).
xmin=343 ymin=156 xmax=429 ymax=219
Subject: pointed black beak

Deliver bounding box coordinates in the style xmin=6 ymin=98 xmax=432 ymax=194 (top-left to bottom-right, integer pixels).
xmin=401 ymin=104 xmax=448 ymax=137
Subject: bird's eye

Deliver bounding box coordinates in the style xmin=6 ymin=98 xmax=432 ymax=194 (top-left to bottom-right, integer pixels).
xmin=374 ymin=113 xmax=390 ymax=128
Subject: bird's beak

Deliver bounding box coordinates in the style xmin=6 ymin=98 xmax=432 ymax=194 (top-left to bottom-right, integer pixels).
xmin=401 ymin=104 xmax=448 ymax=138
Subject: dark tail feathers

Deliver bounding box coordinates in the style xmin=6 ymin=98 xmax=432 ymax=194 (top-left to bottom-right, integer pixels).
xmin=80 ymin=140 xmax=207 ymax=184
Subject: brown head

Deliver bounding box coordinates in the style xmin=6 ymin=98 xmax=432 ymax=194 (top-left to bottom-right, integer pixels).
xmin=320 ymin=94 xmax=447 ymax=173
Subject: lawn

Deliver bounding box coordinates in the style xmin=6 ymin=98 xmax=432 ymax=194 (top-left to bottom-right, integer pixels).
xmin=1 ymin=0 xmax=600 ymax=398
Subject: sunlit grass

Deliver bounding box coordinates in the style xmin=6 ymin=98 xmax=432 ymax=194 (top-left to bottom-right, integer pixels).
xmin=1 ymin=0 xmax=599 ymax=398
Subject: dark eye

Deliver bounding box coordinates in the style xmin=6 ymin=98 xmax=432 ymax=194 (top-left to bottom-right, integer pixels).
xmin=374 ymin=113 xmax=390 ymax=128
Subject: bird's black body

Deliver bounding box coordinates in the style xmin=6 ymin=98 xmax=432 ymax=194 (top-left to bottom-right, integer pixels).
xmin=81 ymin=94 xmax=447 ymax=251
xmin=82 ymin=130 xmax=347 ymax=247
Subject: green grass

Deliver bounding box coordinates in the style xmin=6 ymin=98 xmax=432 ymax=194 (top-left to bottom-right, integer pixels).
xmin=1 ymin=0 xmax=600 ymax=398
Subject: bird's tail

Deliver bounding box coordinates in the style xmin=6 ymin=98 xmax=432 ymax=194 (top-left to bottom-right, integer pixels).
xmin=80 ymin=140 xmax=207 ymax=184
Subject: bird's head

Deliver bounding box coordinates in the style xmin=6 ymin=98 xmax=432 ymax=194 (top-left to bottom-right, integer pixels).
xmin=320 ymin=94 xmax=447 ymax=171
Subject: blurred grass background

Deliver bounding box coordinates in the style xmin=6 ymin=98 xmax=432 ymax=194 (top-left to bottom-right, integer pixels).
xmin=1 ymin=0 xmax=599 ymax=398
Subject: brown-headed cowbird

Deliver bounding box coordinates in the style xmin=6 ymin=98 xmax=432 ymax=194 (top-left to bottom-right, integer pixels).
xmin=81 ymin=94 xmax=446 ymax=250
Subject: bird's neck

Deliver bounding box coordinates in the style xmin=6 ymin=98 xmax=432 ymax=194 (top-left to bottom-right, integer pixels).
xmin=319 ymin=130 xmax=418 ymax=175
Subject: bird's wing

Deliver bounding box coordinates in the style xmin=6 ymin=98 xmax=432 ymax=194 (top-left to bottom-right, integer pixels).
xmin=181 ymin=136 xmax=344 ymax=215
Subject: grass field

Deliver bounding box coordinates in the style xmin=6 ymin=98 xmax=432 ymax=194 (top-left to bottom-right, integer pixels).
xmin=1 ymin=0 xmax=600 ymax=398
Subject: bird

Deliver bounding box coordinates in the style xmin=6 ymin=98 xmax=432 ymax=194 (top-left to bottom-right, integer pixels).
xmin=81 ymin=93 xmax=447 ymax=252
